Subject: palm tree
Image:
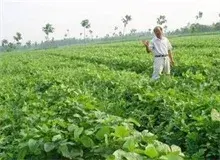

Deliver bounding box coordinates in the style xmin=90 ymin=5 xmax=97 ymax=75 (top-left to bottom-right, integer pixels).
xmin=157 ymin=15 xmax=167 ymax=25
xmin=105 ymin=34 xmax=110 ymax=39
xmin=81 ymin=19 xmax=91 ymax=42
xmin=42 ymin=23 xmax=54 ymax=41
xmin=130 ymin=29 xmax=137 ymax=35
xmin=157 ymin=15 xmax=167 ymax=31
xmin=26 ymin=40 xmax=31 ymax=47
xmin=193 ymin=11 xmax=203 ymax=32
xmin=196 ymin=11 xmax=203 ymax=21
xmin=122 ymin=15 xmax=132 ymax=36
xmin=64 ymin=34 xmax=67 ymax=39
xmin=7 ymin=42 xmax=16 ymax=51
xmin=80 ymin=33 xmax=83 ymax=40
xmin=113 ymin=26 xmax=119 ymax=37
xmin=1 ymin=39 xmax=8 ymax=47
xmin=64 ymin=29 xmax=70 ymax=39
xmin=164 ymin=25 xmax=168 ymax=32
xmin=13 ymin=32 xmax=22 ymax=45
xmin=119 ymin=31 xmax=123 ymax=37
xmin=89 ymin=30 xmax=93 ymax=39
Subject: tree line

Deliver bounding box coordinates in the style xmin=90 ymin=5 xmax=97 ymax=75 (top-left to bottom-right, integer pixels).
xmin=1 ymin=12 xmax=220 ymax=52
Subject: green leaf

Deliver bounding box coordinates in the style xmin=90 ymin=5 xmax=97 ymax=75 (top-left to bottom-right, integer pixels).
xmin=96 ymin=126 xmax=111 ymax=140
xmin=171 ymin=145 xmax=185 ymax=157
xmin=159 ymin=153 xmax=184 ymax=160
xmin=80 ymin=135 xmax=94 ymax=148
xmin=44 ymin=142 xmax=55 ymax=152
xmin=113 ymin=149 xmax=143 ymax=160
xmin=134 ymin=149 xmax=145 ymax=154
xmin=142 ymin=130 xmax=157 ymax=143
xmin=17 ymin=148 xmax=27 ymax=160
xmin=42 ymin=124 xmax=49 ymax=133
xmin=155 ymin=142 xmax=171 ymax=154
xmin=171 ymin=145 xmax=181 ymax=154
xmin=85 ymin=103 xmax=95 ymax=110
xmin=106 ymin=155 xmax=115 ymax=160
xmin=52 ymin=134 xmax=62 ymax=142
xmin=123 ymin=138 xmax=136 ymax=152
xmin=69 ymin=148 xmax=83 ymax=158
xmin=145 ymin=144 xmax=159 ymax=158
xmin=74 ymin=127 xmax=84 ymax=139
xmin=114 ymin=126 xmax=130 ymax=138
xmin=59 ymin=144 xmax=70 ymax=158
xmin=211 ymin=109 xmax=220 ymax=121
xmin=104 ymin=134 xmax=109 ymax=146
xmin=127 ymin=118 xmax=141 ymax=127
xmin=68 ymin=124 xmax=77 ymax=132
xmin=28 ymin=139 xmax=37 ymax=151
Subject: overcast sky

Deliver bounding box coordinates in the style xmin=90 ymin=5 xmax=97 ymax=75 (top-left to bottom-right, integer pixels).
xmin=0 ymin=0 xmax=220 ymax=43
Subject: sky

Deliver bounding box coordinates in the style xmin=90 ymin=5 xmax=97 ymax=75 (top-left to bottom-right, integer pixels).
xmin=0 ymin=0 xmax=220 ymax=43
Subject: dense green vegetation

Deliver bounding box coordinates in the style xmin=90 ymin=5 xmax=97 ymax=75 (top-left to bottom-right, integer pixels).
xmin=0 ymin=35 xmax=219 ymax=159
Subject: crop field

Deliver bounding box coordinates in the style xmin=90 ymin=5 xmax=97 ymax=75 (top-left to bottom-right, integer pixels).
xmin=0 ymin=35 xmax=219 ymax=160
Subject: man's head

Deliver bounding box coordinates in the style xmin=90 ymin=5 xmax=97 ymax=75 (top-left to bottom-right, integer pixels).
xmin=153 ymin=26 xmax=163 ymax=39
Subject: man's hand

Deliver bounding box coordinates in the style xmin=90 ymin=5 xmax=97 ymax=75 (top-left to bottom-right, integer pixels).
xmin=142 ymin=40 xmax=149 ymax=47
xmin=168 ymin=50 xmax=174 ymax=66
xmin=170 ymin=60 xmax=175 ymax=67
xmin=142 ymin=40 xmax=152 ymax=53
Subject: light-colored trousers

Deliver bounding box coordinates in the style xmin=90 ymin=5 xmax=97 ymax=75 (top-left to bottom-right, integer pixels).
xmin=152 ymin=56 xmax=170 ymax=80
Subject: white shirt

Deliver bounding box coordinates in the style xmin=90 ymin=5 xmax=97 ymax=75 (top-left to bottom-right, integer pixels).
xmin=149 ymin=36 xmax=172 ymax=56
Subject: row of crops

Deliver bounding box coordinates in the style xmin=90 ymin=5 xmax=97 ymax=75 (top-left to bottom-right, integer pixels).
xmin=0 ymin=35 xmax=219 ymax=159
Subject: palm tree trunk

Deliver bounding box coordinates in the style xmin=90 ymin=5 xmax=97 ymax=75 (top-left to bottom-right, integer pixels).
xmin=123 ymin=26 xmax=126 ymax=36
xmin=123 ymin=26 xmax=126 ymax=42
xmin=84 ymin=28 xmax=86 ymax=44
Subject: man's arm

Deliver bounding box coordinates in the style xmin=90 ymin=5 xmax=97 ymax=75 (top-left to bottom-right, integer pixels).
xmin=168 ymin=50 xmax=174 ymax=66
xmin=167 ymin=38 xmax=174 ymax=66
xmin=142 ymin=40 xmax=152 ymax=53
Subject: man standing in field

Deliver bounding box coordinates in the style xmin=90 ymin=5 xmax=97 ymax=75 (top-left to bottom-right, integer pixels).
xmin=143 ymin=26 xmax=174 ymax=80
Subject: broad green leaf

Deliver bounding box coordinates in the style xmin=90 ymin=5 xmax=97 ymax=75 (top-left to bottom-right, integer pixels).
xmin=155 ymin=142 xmax=171 ymax=154
xmin=67 ymin=124 xmax=77 ymax=132
xmin=74 ymin=127 xmax=84 ymax=139
xmin=41 ymin=124 xmax=49 ymax=133
xmin=142 ymin=130 xmax=157 ymax=143
xmin=96 ymin=126 xmax=111 ymax=140
xmin=211 ymin=109 xmax=220 ymax=121
xmin=28 ymin=139 xmax=37 ymax=151
xmin=58 ymin=144 xmax=70 ymax=158
xmin=85 ymin=103 xmax=95 ymax=110
xmin=114 ymin=126 xmax=130 ymax=138
xmin=123 ymin=138 xmax=136 ymax=151
xmin=113 ymin=149 xmax=143 ymax=160
xmin=17 ymin=148 xmax=27 ymax=160
xmin=159 ymin=153 xmax=184 ymax=160
xmin=134 ymin=149 xmax=145 ymax=155
xmin=171 ymin=145 xmax=185 ymax=157
xmin=144 ymin=144 xmax=159 ymax=158
xmin=52 ymin=134 xmax=62 ymax=142
xmin=69 ymin=148 xmax=83 ymax=158
xmin=171 ymin=145 xmax=181 ymax=154
xmin=84 ymin=129 xmax=94 ymax=135
xmin=80 ymin=135 xmax=94 ymax=148
xmin=44 ymin=142 xmax=55 ymax=152
xmin=106 ymin=155 xmax=115 ymax=160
